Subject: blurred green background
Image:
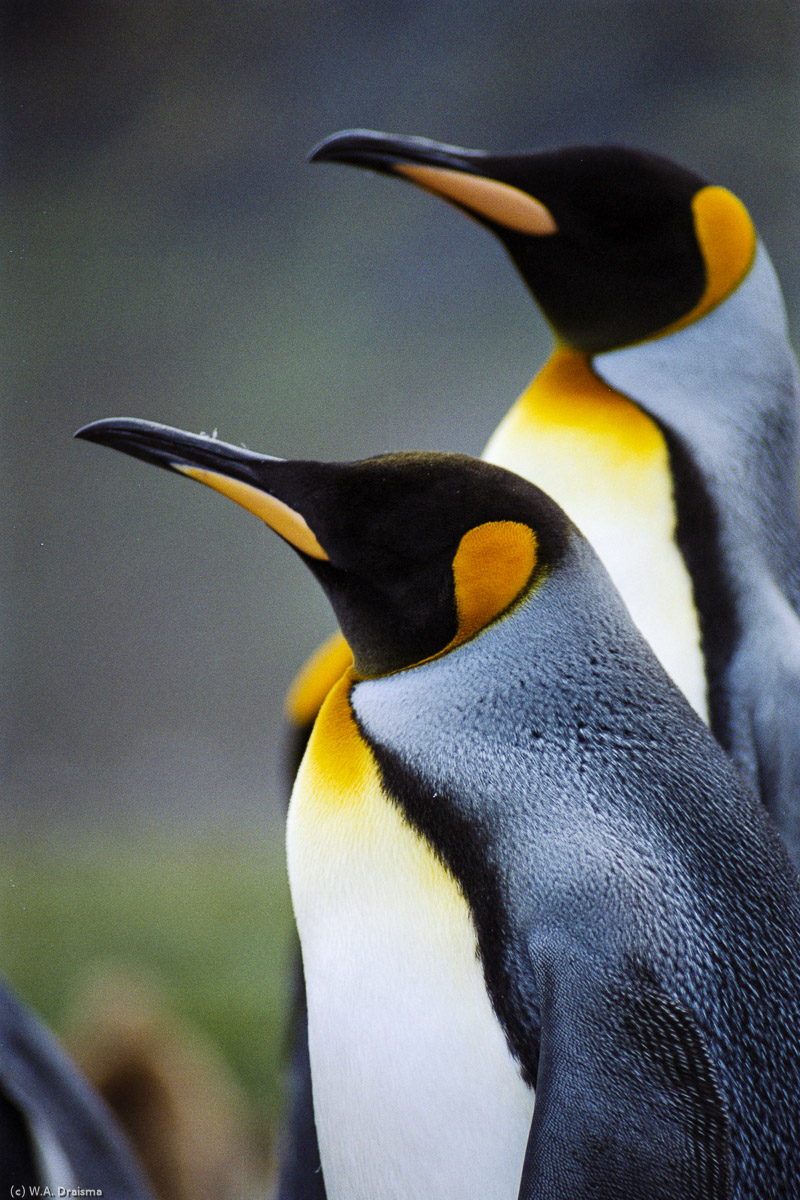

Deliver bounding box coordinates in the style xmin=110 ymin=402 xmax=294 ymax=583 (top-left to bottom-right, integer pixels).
xmin=3 ymin=0 xmax=799 ymax=1176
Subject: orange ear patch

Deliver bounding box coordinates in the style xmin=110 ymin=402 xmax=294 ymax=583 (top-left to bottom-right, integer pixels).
xmin=692 ymin=185 xmax=757 ymax=312
xmin=660 ymin=186 xmax=756 ymax=337
xmin=450 ymin=521 xmax=538 ymax=648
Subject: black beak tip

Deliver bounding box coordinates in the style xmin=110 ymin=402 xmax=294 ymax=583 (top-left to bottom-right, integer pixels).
xmin=73 ymin=417 xmax=185 ymax=468
xmin=308 ymin=128 xmax=378 ymax=166
xmin=307 ymin=132 xmax=336 ymax=164
xmin=307 ymin=128 xmax=483 ymax=175
xmin=74 ymin=417 xmax=121 ymax=444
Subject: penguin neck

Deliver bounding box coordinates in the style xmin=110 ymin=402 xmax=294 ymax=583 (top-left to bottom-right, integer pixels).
xmin=482 ymin=346 xmax=709 ymax=723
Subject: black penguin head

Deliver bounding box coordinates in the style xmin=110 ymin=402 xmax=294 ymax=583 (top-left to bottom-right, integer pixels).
xmin=310 ymin=130 xmax=756 ymax=354
xmin=76 ymin=418 xmax=570 ymax=678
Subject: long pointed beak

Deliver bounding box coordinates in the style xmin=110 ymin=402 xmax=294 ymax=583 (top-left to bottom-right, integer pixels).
xmin=75 ymin=417 xmax=279 ymax=479
xmin=309 ymin=128 xmax=557 ymax=237
xmin=308 ymin=128 xmax=484 ymax=175
xmin=75 ymin=417 xmax=330 ymax=561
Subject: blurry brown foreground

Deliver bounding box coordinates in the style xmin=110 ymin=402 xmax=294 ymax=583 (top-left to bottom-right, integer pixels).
xmin=64 ymin=964 xmax=275 ymax=1200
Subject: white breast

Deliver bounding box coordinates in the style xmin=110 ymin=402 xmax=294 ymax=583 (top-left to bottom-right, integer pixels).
xmin=286 ymin=679 xmax=534 ymax=1200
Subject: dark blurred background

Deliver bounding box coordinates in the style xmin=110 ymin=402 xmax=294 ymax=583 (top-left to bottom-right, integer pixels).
xmin=3 ymin=0 xmax=799 ymax=1189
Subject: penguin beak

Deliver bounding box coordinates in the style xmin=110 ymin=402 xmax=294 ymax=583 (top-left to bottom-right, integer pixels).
xmin=309 ymin=128 xmax=483 ymax=176
xmin=309 ymin=128 xmax=558 ymax=237
xmin=75 ymin=417 xmax=330 ymax=561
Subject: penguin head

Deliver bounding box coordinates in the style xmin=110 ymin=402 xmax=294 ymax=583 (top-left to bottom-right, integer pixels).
xmin=76 ymin=419 xmax=569 ymax=678
xmin=310 ymin=130 xmax=756 ymax=354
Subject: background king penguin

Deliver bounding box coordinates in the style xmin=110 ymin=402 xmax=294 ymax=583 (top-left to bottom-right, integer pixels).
xmin=78 ymin=417 xmax=800 ymax=1200
xmin=310 ymin=132 xmax=800 ymax=866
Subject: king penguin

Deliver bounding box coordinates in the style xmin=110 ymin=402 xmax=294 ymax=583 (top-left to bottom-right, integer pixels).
xmin=77 ymin=416 xmax=800 ymax=1200
xmin=309 ymin=130 xmax=800 ymax=866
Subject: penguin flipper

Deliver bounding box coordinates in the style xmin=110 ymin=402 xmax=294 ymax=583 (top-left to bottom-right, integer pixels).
xmin=517 ymin=969 xmax=731 ymax=1200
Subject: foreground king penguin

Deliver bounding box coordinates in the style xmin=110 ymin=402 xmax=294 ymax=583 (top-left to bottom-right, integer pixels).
xmin=308 ymin=131 xmax=800 ymax=864
xmin=77 ymin=417 xmax=800 ymax=1199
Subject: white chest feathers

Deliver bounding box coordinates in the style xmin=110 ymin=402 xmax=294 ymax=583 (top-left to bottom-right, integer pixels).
xmin=286 ymin=675 xmax=534 ymax=1200
xmin=483 ymin=348 xmax=708 ymax=723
